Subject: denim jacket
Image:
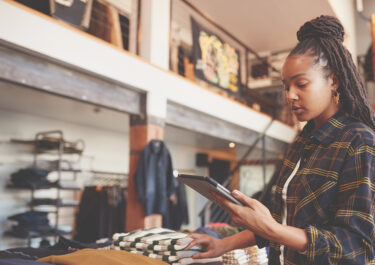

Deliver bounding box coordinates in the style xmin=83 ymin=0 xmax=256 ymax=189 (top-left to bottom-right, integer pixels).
xmin=134 ymin=140 xmax=176 ymax=227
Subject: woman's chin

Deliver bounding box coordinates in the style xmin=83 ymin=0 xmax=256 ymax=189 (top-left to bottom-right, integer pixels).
xmin=295 ymin=114 xmax=309 ymax=123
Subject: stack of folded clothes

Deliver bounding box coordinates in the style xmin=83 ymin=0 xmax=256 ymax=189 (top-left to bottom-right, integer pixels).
xmin=222 ymin=249 xmax=250 ymax=265
xmin=222 ymin=246 xmax=268 ymax=265
xmin=247 ymin=246 xmax=268 ymax=265
xmin=112 ymin=228 xmax=220 ymax=264
xmin=10 ymin=168 xmax=55 ymax=189
xmin=7 ymin=211 xmax=54 ymax=238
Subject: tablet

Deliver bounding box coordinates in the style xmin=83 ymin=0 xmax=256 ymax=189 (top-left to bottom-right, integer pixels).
xmin=177 ymin=174 xmax=245 ymax=206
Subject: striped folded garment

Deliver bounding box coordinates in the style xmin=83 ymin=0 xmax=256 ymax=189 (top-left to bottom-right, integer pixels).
xmin=222 ymin=246 xmax=268 ymax=265
xmin=112 ymin=228 xmax=203 ymax=264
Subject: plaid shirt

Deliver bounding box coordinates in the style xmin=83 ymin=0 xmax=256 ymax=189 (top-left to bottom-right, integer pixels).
xmin=256 ymin=111 xmax=375 ymax=264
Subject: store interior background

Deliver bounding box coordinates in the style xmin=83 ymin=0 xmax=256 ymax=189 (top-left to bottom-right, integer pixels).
xmin=1 ymin=0 xmax=375 ymax=250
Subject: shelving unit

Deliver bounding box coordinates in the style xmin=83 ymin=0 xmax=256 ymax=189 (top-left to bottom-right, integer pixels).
xmin=6 ymin=130 xmax=84 ymax=246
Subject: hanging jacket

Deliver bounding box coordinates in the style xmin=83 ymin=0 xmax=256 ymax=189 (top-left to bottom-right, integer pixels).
xmin=134 ymin=140 xmax=176 ymax=227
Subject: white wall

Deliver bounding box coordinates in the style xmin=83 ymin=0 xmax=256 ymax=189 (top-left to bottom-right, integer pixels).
xmin=328 ymin=0 xmax=358 ymax=60
xmin=356 ymin=0 xmax=375 ymax=56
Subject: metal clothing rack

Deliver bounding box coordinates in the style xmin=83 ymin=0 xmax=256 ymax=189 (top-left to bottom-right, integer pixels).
xmin=8 ymin=130 xmax=84 ymax=246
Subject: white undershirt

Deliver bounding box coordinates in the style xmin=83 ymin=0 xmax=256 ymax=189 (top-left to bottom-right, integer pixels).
xmin=279 ymin=159 xmax=301 ymax=265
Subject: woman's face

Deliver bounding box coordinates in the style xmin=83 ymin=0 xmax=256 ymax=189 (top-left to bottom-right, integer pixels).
xmin=282 ymin=54 xmax=339 ymax=129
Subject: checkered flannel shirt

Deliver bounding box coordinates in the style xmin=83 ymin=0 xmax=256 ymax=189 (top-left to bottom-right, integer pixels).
xmin=256 ymin=111 xmax=375 ymax=264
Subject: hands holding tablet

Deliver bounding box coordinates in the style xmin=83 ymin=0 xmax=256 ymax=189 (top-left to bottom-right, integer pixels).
xmin=178 ymin=174 xmax=288 ymax=258
xmin=210 ymin=189 xmax=279 ymax=240
xmin=178 ymin=174 xmax=278 ymax=241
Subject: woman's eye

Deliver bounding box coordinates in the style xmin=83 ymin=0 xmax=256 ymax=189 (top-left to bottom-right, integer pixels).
xmin=283 ymin=85 xmax=289 ymax=91
xmin=297 ymin=83 xmax=307 ymax=88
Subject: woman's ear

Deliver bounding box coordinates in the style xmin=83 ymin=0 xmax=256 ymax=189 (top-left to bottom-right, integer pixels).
xmin=329 ymin=73 xmax=339 ymax=90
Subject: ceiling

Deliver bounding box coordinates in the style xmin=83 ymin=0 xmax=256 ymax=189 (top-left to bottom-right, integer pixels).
xmin=186 ymin=0 xmax=335 ymax=52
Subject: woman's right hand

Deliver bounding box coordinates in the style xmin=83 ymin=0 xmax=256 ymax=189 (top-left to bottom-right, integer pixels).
xmin=185 ymin=233 xmax=228 ymax=259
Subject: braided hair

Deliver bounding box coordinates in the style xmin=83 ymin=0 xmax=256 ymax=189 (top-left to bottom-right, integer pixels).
xmin=289 ymin=15 xmax=375 ymax=131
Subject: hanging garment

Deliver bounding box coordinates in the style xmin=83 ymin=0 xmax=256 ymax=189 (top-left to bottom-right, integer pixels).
xmin=168 ymin=181 xmax=189 ymax=230
xmin=134 ymin=140 xmax=176 ymax=227
xmin=74 ymin=186 xmax=126 ymax=243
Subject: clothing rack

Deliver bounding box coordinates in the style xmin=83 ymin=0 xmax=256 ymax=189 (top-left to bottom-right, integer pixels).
xmin=86 ymin=170 xmax=128 ymax=188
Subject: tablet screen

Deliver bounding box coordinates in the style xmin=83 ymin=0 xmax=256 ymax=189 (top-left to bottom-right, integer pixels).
xmin=177 ymin=174 xmax=244 ymax=206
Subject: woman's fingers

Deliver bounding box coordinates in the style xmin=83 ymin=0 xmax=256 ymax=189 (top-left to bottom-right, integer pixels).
xmin=232 ymin=190 xmax=257 ymax=209
xmin=210 ymin=191 xmax=237 ymax=211
xmin=185 ymin=234 xmax=209 ymax=250
xmin=192 ymin=250 xmax=216 ymax=259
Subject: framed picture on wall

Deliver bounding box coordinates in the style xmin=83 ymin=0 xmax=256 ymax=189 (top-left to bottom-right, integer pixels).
xmin=191 ymin=17 xmax=242 ymax=97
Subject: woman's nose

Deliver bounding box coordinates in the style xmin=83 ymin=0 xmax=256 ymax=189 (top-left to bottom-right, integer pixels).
xmin=287 ymin=87 xmax=298 ymax=102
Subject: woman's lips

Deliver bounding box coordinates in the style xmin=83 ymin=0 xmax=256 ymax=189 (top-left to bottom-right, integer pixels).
xmin=292 ymin=106 xmax=304 ymax=115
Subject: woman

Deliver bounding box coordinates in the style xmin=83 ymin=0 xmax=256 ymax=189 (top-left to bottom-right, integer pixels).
xmin=186 ymin=15 xmax=375 ymax=264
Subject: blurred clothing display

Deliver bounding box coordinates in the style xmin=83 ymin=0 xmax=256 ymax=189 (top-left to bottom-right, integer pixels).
xmin=10 ymin=168 xmax=53 ymax=189
xmin=7 ymin=211 xmax=54 ymax=238
xmin=74 ymin=185 xmax=126 ymax=243
xmin=134 ymin=140 xmax=176 ymax=227
xmin=51 ymin=235 xmax=112 ymax=251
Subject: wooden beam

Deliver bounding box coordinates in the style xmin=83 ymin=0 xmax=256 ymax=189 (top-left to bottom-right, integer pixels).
xmin=166 ymin=102 xmax=288 ymax=154
xmin=0 ymin=42 xmax=141 ymax=114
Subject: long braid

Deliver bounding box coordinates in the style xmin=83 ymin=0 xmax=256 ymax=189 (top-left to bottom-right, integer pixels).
xmin=290 ymin=15 xmax=375 ymax=130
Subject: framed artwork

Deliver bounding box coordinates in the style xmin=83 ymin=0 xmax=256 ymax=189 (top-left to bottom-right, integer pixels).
xmin=191 ymin=17 xmax=241 ymax=97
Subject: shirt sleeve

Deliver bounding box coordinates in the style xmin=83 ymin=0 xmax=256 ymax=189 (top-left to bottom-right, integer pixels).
xmin=254 ymin=233 xmax=269 ymax=248
xmin=305 ymin=143 xmax=375 ymax=264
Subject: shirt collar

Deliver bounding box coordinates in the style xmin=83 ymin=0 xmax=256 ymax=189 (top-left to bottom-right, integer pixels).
xmin=150 ymin=139 xmax=164 ymax=154
xmin=301 ymin=110 xmax=350 ymax=146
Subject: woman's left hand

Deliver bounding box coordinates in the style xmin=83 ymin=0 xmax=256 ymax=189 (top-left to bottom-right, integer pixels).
xmin=211 ymin=189 xmax=280 ymax=240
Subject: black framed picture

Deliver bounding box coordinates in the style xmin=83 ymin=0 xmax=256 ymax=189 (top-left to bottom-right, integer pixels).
xmin=191 ymin=17 xmax=241 ymax=97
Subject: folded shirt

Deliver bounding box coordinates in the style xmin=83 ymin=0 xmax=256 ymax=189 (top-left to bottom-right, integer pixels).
xmin=113 ymin=228 xmax=173 ymax=242
xmin=171 ymin=257 xmax=222 ymax=265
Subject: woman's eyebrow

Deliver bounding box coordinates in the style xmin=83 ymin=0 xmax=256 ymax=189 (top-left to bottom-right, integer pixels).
xmin=290 ymin=73 xmax=307 ymax=80
xmin=282 ymin=73 xmax=306 ymax=84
